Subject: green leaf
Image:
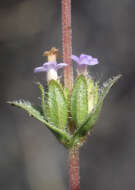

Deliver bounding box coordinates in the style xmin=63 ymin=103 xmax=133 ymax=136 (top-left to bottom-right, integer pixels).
xmin=37 ymin=82 xmax=46 ymax=118
xmin=8 ymin=100 xmax=71 ymax=148
xmin=71 ymin=75 xmax=88 ymax=126
xmin=47 ymin=80 xmax=68 ymax=130
xmin=72 ymin=74 xmax=122 ymax=141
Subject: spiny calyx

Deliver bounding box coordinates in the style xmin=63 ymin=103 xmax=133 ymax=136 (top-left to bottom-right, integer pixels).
xmin=9 ymin=74 xmax=121 ymax=149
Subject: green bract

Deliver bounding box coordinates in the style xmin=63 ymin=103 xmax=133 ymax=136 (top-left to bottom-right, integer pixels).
xmin=71 ymin=75 xmax=88 ymax=126
xmin=8 ymin=74 xmax=121 ymax=149
xmin=47 ymin=80 xmax=68 ymax=130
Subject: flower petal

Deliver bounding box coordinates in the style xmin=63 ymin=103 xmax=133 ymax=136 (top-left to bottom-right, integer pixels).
xmin=43 ymin=62 xmax=56 ymax=70
xmin=55 ymin=63 xmax=67 ymax=70
xmin=43 ymin=62 xmax=57 ymax=71
xmin=88 ymin=58 xmax=99 ymax=65
xmin=80 ymin=54 xmax=92 ymax=61
xmin=34 ymin=66 xmax=47 ymax=73
xmin=71 ymin=55 xmax=80 ymax=64
xmin=81 ymin=59 xmax=91 ymax=65
xmin=87 ymin=55 xmax=93 ymax=61
xmin=43 ymin=62 xmax=56 ymax=67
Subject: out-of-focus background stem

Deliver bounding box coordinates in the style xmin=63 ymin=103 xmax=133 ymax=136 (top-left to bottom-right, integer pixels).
xmin=0 ymin=0 xmax=135 ymax=190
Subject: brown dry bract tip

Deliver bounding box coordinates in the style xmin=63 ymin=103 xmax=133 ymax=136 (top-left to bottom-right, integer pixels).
xmin=43 ymin=47 xmax=59 ymax=57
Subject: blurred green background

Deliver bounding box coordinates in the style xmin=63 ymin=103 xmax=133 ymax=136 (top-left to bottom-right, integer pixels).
xmin=0 ymin=0 xmax=135 ymax=189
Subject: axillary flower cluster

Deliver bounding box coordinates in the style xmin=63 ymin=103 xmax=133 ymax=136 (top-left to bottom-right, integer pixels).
xmin=9 ymin=47 xmax=121 ymax=149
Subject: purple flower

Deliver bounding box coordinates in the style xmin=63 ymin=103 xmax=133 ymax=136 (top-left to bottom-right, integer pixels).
xmin=34 ymin=62 xmax=67 ymax=73
xmin=72 ymin=54 xmax=99 ymax=75
xmin=72 ymin=54 xmax=99 ymax=66
xmin=34 ymin=62 xmax=67 ymax=81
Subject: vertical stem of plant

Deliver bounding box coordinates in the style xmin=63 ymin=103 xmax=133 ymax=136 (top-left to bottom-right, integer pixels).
xmin=62 ymin=0 xmax=73 ymax=91
xmin=69 ymin=147 xmax=80 ymax=190
xmin=61 ymin=0 xmax=80 ymax=189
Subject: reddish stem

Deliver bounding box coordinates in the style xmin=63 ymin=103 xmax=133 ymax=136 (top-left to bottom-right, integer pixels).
xmin=61 ymin=1 xmax=80 ymax=189
xmin=61 ymin=0 xmax=73 ymax=91
xmin=69 ymin=147 xmax=80 ymax=190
